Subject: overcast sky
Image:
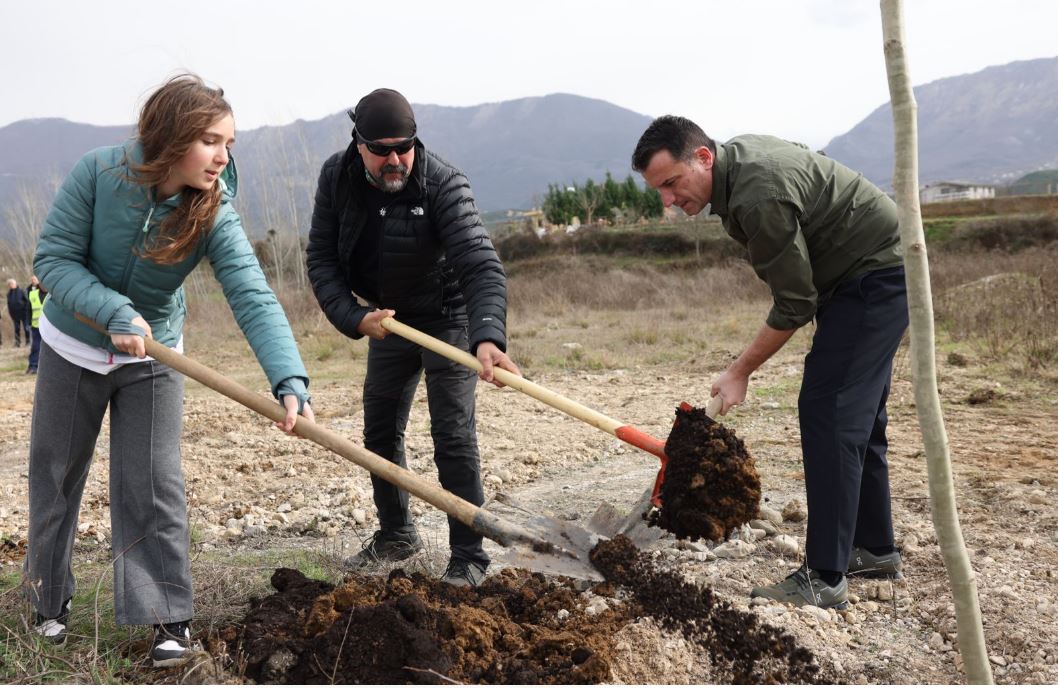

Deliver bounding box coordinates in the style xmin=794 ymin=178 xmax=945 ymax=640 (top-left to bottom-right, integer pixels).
xmin=1 ymin=0 xmax=1055 ymax=149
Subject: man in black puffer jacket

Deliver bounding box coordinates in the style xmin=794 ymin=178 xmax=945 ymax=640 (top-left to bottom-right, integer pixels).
xmin=307 ymin=88 xmax=519 ymax=587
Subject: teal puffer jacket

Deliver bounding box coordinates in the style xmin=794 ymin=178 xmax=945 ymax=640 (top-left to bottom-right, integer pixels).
xmin=34 ymin=142 xmax=309 ymax=401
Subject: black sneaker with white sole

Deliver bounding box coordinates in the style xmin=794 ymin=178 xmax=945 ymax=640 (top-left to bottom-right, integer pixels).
xmin=150 ymin=620 xmax=192 ymax=667
xmin=34 ymin=597 xmax=72 ymax=645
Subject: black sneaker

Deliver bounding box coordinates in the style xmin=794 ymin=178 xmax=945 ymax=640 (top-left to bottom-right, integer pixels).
xmin=750 ymin=565 xmax=849 ymax=609
xmin=848 ymin=546 xmax=903 ymax=579
xmin=343 ymin=530 xmax=423 ymax=571
xmin=33 ymin=598 xmax=72 ymax=645
xmin=150 ymin=620 xmax=192 ymax=667
xmin=441 ymin=558 xmax=487 ymax=588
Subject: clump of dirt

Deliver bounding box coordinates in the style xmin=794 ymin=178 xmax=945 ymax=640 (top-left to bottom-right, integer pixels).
xmin=0 ymin=537 xmax=26 ymax=566
xmin=649 ymin=405 xmax=761 ymax=541
xmin=967 ymin=387 xmax=1001 ymax=405
xmin=232 ymin=567 xmax=627 ymax=684
xmin=590 ymin=535 xmax=820 ymax=684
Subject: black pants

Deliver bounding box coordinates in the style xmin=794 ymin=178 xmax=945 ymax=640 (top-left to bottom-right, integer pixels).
xmin=799 ymin=266 xmax=908 ymax=573
xmin=363 ymin=320 xmax=488 ymax=568
xmin=11 ymin=312 xmax=29 ymax=346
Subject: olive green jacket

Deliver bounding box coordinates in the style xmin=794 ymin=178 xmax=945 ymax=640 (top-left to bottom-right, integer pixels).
xmin=710 ymin=135 xmax=903 ymax=329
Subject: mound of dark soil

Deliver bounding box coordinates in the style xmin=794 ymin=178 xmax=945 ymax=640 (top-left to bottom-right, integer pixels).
xmin=233 ymin=567 xmax=627 ymax=684
xmin=649 ymin=405 xmax=761 ymax=541
xmin=590 ymin=535 xmax=820 ymax=684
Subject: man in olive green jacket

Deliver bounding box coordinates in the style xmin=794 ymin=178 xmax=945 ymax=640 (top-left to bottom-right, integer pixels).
xmin=633 ymin=116 xmax=908 ymax=609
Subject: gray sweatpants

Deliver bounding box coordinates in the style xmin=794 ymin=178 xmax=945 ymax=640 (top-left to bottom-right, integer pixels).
xmin=24 ymin=342 xmax=192 ymax=626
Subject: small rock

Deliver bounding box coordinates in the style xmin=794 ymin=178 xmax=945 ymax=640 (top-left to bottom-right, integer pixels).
xmin=484 ymin=474 xmax=503 ymax=487
xmin=285 ymin=466 xmax=297 ymax=478
xmin=798 ymin=605 xmax=830 ymax=623
xmin=264 ymin=648 xmax=297 ymax=679
xmin=585 ymin=599 xmax=609 ymax=616
xmin=758 ymin=505 xmax=783 ymax=526
xmin=245 ymin=525 xmax=267 ymax=537
xmin=782 ymin=499 xmax=807 ymax=523
xmin=684 ymin=540 xmax=709 ymax=553
xmin=990 ymin=655 xmax=1007 ymax=667
xmin=761 ymin=401 xmax=780 ymax=409
xmin=929 ymin=632 xmax=945 ymax=650
xmin=557 ymin=609 xmax=571 ymax=622
xmin=772 ymin=534 xmax=800 ymax=557
xmin=562 ymin=342 xmax=582 ymax=350
xmin=352 ymin=508 xmax=367 ymax=525
xmin=713 ymin=540 xmax=756 ymax=559
xmin=692 ymin=551 xmax=715 ymax=562
xmin=496 ymin=468 xmax=514 ymax=482
xmin=749 ymin=519 xmax=778 ymax=536
xmin=277 ymin=502 xmax=292 ymax=513
xmin=224 ymin=527 xmax=242 ymax=539
xmin=750 ymin=528 xmax=767 ymax=541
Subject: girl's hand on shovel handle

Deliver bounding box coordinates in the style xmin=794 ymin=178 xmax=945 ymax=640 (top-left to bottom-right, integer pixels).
xmin=110 ymin=315 xmax=153 ymax=358
xmin=276 ymin=396 xmax=315 ymax=436
xmin=476 ymin=341 xmax=521 ymax=388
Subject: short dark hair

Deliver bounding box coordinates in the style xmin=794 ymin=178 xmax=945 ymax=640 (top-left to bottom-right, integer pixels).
xmin=631 ymin=115 xmax=716 ymax=172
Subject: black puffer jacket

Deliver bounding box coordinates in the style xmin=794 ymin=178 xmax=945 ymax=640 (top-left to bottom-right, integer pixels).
xmin=307 ymin=140 xmax=507 ymax=352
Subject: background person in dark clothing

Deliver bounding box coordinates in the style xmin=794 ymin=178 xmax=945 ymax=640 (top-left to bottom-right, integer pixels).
xmin=7 ymin=278 xmax=29 ymax=347
xmin=632 ymin=115 xmax=908 ymax=610
xmin=307 ymin=88 xmax=519 ymax=588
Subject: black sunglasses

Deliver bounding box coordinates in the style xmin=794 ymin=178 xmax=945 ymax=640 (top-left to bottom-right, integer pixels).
xmin=359 ymin=135 xmax=416 ymax=157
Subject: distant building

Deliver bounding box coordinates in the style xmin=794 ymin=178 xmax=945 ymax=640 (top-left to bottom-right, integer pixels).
xmin=920 ymin=181 xmax=996 ymax=204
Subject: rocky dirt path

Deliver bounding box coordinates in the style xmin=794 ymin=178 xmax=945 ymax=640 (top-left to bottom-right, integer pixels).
xmin=1 ymin=336 xmax=1057 ymax=683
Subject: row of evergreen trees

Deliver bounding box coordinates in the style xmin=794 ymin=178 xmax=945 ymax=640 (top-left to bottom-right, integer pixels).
xmin=542 ymin=172 xmax=663 ymax=226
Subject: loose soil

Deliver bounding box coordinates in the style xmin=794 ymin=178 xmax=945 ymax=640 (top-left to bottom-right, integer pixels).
xmin=649 ymin=405 xmax=761 ymax=541
xmin=233 ymin=566 xmax=626 ymax=684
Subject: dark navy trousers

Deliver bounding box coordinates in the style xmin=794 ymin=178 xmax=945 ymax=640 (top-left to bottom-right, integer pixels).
xmin=799 ymin=266 xmax=908 ymax=573
xmin=362 ymin=321 xmax=488 ymax=569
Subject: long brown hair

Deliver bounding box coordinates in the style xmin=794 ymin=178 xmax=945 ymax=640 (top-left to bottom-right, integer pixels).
xmin=131 ymin=74 xmax=232 ymax=264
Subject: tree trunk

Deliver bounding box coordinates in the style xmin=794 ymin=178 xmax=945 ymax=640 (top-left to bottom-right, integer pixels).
xmin=879 ymin=1 xmax=993 ymax=683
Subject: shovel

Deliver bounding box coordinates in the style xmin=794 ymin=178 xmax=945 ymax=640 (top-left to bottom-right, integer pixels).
xmin=381 ymin=317 xmax=723 ymax=508
xmin=74 ymin=316 xmax=604 ymax=581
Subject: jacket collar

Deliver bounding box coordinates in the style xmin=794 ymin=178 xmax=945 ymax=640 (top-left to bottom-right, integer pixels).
xmin=709 ymin=143 xmax=730 ymax=218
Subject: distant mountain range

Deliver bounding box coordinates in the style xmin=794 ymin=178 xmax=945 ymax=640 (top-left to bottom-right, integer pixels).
xmin=824 ymin=56 xmax=1058 ymax=188
xmin=2 ymin=55 xmax=1057 ymax=240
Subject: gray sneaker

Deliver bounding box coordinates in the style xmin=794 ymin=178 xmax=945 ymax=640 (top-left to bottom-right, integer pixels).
xmin=750 ymin=565 xmax=849 ymax=609
xmin=848 ymin=547 xmax=903 ymax=579
xmin=441 ymin=559 xmax=487 ymax=587
xmin=343 ymin=530 xmax=423 ymax=571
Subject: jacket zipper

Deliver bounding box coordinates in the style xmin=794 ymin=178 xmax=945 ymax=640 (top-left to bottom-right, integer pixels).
xmin=113 ymin=200 xmax=155 ymax=341
xmin=377 ymin=203 xmax=389 ymax=303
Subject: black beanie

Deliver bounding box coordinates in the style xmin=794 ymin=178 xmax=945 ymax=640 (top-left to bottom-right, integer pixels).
xmin=351 ymin=88 xmax=416 ymax=141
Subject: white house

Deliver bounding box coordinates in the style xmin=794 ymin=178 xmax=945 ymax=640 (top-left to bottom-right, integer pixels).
xmin=920 ymin=181 xmax=996 ymax=204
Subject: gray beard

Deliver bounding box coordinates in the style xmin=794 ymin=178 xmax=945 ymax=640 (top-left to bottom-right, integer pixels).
xmin=365 ymin=164 xmax=409 ymax=193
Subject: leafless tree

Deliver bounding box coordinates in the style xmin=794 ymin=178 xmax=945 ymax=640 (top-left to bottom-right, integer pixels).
xmin=881 ymin=1 xmax=992 ymax=682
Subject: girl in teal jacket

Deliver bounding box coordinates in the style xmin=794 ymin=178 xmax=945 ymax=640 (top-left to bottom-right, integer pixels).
xmin=25 ymin=74 xmax=314 ymax=667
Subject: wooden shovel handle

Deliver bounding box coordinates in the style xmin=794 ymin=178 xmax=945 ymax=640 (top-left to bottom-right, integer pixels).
xmin=380 ymin=316 xmax=670 ymax=447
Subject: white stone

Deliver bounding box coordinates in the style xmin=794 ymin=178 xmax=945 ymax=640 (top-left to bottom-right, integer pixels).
xmin=749 ymin=519 xmax=778 ymax=536
xmin=772 ymin=535 xmax=800 ymax=557
xmin=758 ymin=506 xmax=783 ymax=526
xmin=496 ymin=468 xmax=514 ymax=482
xmin=277 ymin=502 xmax=292 ymax=513
xmin=713 ymin=540 xmax=756 ymax=559
xmin=990 ymin=655 xmax=1008 ymax=667
xmin=557 ymin=609 xmax=571 ymax=621
xmin=585 ymin=599 xmax=609 ymax=615
xmin=352 ymin=508 xmax=367 ymax=525
xmin=484 ymin=474 xmax=503 ymax=487
xmin=929 ymin=632 xmax=945 ymax=650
